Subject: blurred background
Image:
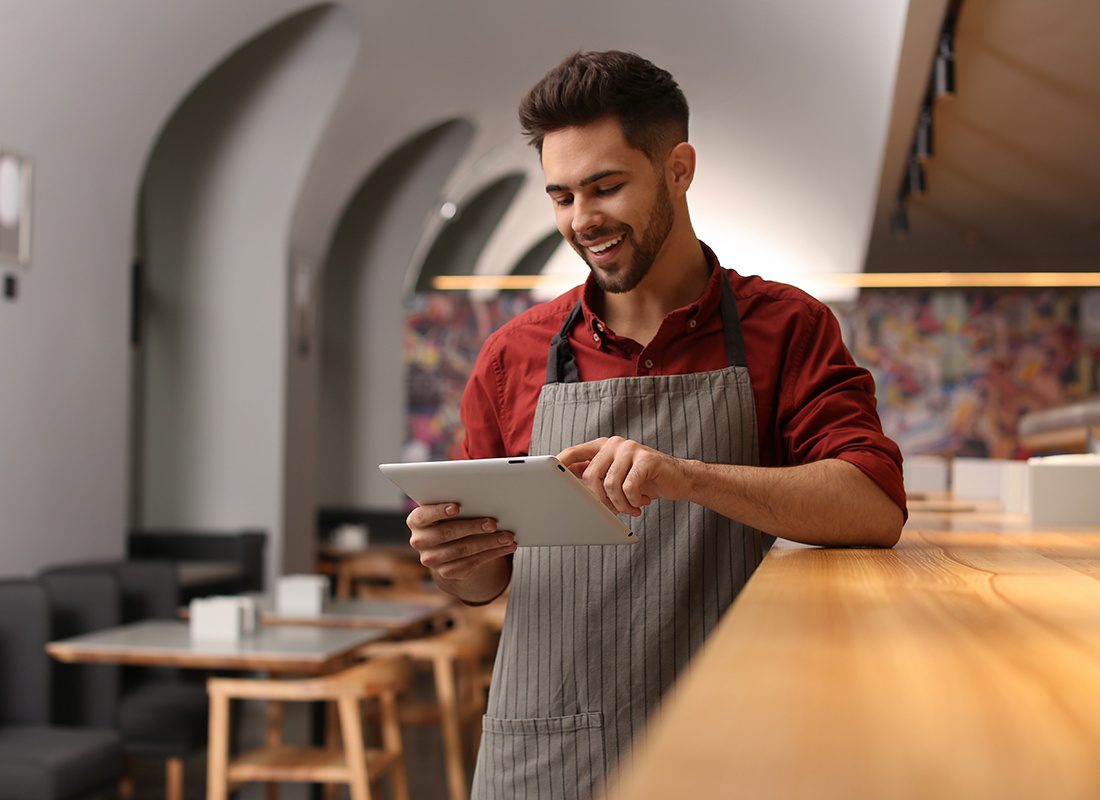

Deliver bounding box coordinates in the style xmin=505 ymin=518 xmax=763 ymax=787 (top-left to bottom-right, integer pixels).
xmin=2 ymin=0 xmax=1098 ymax=584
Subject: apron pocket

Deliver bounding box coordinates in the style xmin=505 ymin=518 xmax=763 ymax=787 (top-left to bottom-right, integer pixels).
xmin=473 ymin=712 xmax=606 ymax=800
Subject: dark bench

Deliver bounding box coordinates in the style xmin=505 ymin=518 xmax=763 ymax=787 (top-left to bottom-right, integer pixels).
xmin=127 ymin=529 xmax=265 ymax=603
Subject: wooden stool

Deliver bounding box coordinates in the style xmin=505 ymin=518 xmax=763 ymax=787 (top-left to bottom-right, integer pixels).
xmin=206 ymin=656 xmax=411 ymax=800
xmin=360 ymin=622 xmax=499 ymax=800
xmin=336 ymin=549 xmax=430 ymax=600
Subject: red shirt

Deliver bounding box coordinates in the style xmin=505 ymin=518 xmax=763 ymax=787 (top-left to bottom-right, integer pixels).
xmin=459 ymin=247 xmax=907 ymax=517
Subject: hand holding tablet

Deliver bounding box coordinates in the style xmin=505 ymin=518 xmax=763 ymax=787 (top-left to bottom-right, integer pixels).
xmin=379 ymin=456 xmax=638 ymax=547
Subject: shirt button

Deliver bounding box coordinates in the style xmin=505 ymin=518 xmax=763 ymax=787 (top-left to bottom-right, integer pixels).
xmin=596 ymin=322 xmax=604 ymax=331
xmin=593 ymin=332 xmax=600 ymax=342
xmin=688 ymin=319 xmax=697 ymax=329
xmin=644 ymin=359 xmax=654 ymax=369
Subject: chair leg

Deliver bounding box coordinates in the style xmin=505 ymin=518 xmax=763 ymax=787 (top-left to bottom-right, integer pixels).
xmin=265 ymin=700 xmax=284 ymax=800
xmin=433 ymin=655 xmax=468 ymax=800
xmin=118 ymin=757 xmax=135 ymax=800
xmin=164 ymin=756 xmax=185 ymax=800
xmin=207 ymin=693 xmax=231 ymax=800
xmin=380 ymin=691 xmax=410 ymax=800
xmin=337 ymin=696 xmax=371 ymax=800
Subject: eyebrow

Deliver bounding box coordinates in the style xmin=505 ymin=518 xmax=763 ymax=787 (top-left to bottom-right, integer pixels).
xmin=545 ymin=170 xmax=625 ymax=194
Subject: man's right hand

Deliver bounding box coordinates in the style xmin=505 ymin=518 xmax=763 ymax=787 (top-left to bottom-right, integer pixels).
xmin=406 ymin=502 xmax=516 ymax=602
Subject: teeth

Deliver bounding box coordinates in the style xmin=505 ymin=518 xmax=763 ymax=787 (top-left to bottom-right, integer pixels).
xmin=589 ymin=235 xmax=623 ymax=254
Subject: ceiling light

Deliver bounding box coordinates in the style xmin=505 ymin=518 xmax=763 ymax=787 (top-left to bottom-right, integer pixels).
xmin=934 ymin=32 xmax=956 ymax=97
xmin=889 ymin=194 xmax=909 ymax=239
xmin=907 ymin=156 xmax=926 ymax=195
xmin=915 ymin=105 xmax=934 ymax=159
xmin=433 ymin=273 xmax=1100 ymax=292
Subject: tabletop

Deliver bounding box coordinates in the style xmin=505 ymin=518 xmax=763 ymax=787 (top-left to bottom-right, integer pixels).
xmin=47 ymin=620 xmax=386 ymax=674
xmin=601 ymin=510 xmax=1100 ymax=800
xmin=261 ymin=597 xmax=452 ymax=634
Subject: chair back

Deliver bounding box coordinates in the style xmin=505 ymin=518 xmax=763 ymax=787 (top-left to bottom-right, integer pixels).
xmin=0 ymin=579 xmax=52 ymax=725
xmin=39 ymin=571 xmax=122 ymax=727
xmin=116 ymin=560 xmax=179 ymax=621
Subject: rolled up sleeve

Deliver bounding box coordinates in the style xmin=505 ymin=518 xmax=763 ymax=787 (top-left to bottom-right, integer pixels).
xmin=778 ymin=303 xmax=907 ymax=519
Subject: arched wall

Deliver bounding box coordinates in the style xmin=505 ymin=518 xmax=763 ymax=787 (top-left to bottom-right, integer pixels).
xmin=318 ymin=119 xmax=475 ymax=508
xmin=136 ymin=5 xmax=360 ymax=580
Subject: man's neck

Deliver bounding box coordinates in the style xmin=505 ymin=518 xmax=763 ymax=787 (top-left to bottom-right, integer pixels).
xmin=599 ymin=234 xmax=711 ymax=347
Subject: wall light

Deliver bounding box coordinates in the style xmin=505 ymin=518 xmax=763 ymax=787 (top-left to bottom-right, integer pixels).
xmin=0 ymin=149 xmax=32 ymax=266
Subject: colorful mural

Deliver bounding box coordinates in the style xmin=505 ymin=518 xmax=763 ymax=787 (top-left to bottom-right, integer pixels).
xmin=405 ymin=287 xmax=1100 ymax=462
xmin=832 ymin=289 xmax=1097 ymax=458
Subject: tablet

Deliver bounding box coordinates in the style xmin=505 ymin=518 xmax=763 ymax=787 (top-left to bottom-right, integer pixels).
xmin=378 ymin=456 xmax=637 ymax=547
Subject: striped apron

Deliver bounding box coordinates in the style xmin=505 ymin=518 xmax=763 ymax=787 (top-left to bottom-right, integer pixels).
xmin=472 ymin=273 xmax=764 ymax=800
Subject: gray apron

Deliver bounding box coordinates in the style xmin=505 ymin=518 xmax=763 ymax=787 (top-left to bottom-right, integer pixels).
xmin=472 ymin=273 xmax=763 ymax=800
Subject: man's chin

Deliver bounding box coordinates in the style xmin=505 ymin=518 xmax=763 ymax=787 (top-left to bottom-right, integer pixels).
xmin=589 ymin=265 xmax=638 ymax=295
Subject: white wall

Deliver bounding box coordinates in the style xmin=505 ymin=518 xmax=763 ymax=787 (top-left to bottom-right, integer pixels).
xmin=318 ymin=120 xmax=474 ymax=509
xmin=0 ymin=0 xmax=310 ymax=576
xmin=137 ymin=6 xmax=359 ymax=580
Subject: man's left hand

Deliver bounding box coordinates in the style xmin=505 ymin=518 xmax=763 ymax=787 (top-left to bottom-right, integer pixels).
xmin=557 ymin=437 xmax=693 ymax=516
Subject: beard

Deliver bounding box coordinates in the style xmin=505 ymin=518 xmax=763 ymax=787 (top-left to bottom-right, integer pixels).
xmin=574 ymin=177 xmax=675 ymax=295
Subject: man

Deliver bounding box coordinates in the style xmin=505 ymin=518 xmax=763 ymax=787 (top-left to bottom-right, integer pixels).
xmin=407 ymin=50 xmax=906 ymax=799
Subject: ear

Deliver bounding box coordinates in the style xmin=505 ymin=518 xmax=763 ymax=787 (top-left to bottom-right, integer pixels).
xmin=665 ymin=142 xmax=696 ymax=196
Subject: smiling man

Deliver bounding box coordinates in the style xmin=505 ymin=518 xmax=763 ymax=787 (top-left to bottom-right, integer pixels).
xmin=405 ymin=50 xmax=906 ymax=799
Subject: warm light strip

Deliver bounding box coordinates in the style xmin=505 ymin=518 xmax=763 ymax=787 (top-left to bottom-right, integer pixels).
xmin=433 ymin=272 xmax=1100 ymax=291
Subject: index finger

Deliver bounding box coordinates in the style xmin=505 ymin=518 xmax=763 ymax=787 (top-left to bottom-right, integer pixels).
xmin=407 ymin=502 xmax=461 ymax=529
xmin=557 ymin=438 xmax=608 ymax=467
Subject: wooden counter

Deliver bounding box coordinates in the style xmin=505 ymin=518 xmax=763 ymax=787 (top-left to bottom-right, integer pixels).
xmin=602 ymin=511 xmax=1100 ymax=800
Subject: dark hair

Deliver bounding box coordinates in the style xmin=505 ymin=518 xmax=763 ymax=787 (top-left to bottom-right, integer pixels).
xmin=519 ymin=50 xmax=689 ymax=160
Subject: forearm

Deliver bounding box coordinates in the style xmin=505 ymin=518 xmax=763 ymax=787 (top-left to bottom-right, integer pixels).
xmin=683 ymin=458 xmax=903 ymax=547
xmin=432 ymin=555 xmax=512 ymax=605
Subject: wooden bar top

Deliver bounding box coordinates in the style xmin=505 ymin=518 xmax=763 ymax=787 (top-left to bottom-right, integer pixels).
xmin=602 ymin=511 xmax=1100 ymax=800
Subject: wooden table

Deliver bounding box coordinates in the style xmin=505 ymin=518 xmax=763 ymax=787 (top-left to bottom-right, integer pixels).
xmin=602 ymin=511 xmax=1100 ymax=800
xmin=261 ymin=597 xmax=453 ymax=636
xmin=47 ymin=620 xmax=386 ymax=674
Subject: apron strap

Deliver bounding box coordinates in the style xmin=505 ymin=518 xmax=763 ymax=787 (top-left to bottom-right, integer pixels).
xmin=718 ymin=270 xmax=748 ymax=368
xmin=545 ymin=300 xmax=585 ymax=384
xmin=545 ymin=267 xmax=748 ymax=383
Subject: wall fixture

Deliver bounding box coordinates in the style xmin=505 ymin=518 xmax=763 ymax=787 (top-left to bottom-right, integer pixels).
xmin=934 ymin=31 xmax=956 ymax=97
xmin=291 ymin=256 xmax=315 ymax=356
xmin=907 ymin=157 xmax=926 ymax=196
xmin=915 ymin=105 xmax=934 ymax=159
xmin=0 ymin=149 xmax=32 ymax=266
xmin=889 ymin=193 xmax=909 ymax=238
xmin=890 ymin=2 xmax=962 ymax=237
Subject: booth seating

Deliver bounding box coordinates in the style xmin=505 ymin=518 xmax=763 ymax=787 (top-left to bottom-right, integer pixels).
xmin=39 ymin=561 xmax=209 ymax=800
xmin=206 ymin=655 xmax=412 ymax=800
xmin=127 ymin=528 xmax=265 ymax=603
xmin=0 ymin=579 xmax=124 ymax=800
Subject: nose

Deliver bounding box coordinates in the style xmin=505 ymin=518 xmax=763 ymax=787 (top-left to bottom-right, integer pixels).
xmin=570 ymin=195 xmax=603 ymax=238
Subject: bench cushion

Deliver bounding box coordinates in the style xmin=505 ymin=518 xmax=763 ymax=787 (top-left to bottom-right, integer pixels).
xmin=0 ymin=725 xmax=122 ymax=800
xmin=117 ymin=681 xmax=208 ymax=755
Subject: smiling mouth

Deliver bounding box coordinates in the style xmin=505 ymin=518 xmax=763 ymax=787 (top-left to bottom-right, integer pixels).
xmin=582 ymin=234 xmax=625 ymax=262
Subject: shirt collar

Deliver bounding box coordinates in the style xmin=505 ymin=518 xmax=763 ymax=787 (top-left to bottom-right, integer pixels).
xmin=579 ymin=241 xmax=725 ymax=347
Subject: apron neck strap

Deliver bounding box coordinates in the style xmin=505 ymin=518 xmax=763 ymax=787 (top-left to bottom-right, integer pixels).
xmin=545 ymin=300 xmax=586 ymax=384
xmin=718 ymin=270 xmax=748 ymax=368
xmin=546 ymin=269 xmax=747 ymax=384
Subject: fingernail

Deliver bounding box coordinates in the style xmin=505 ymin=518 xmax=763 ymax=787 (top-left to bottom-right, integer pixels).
xmin=446 ymin=504 xmax=458 ymax=516
xmin=482 ymin=519 xmax=496 ymax=532
xmin=498 ymin=534 xmax=512 ymax=545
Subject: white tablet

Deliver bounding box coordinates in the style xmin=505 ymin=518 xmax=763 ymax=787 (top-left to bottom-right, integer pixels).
xmin=378 ymin=456 xmax=638 ymax=547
